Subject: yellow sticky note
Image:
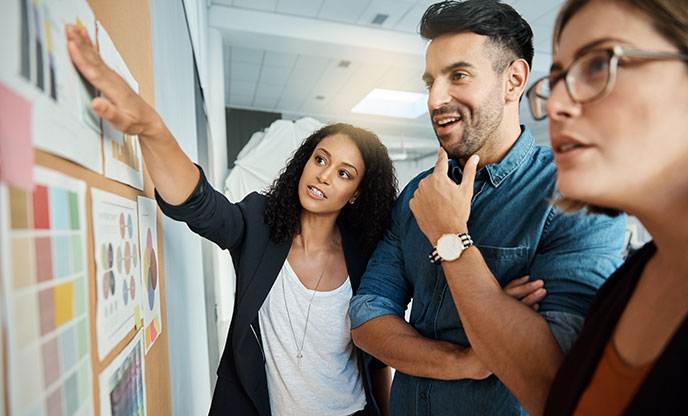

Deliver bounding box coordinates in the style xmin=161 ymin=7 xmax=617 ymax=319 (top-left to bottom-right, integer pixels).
xmin=54 ymin=282 xmax=75 ymax=327
xmin=134 ymin=305 xmax=142 ymax=330
xmin=154 ymin=316 xmax=161 ymax=334
xmin=145 ymin=327 xmax=151 ymax=348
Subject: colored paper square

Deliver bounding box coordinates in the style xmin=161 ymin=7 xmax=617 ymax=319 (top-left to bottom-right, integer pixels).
xmin=38 ymin=288 xmax=55 ymax=336
xmin=76 ymin=318 xmax=88 ymax=359
xmin=35 ymin=236 xmax=53 ymax=282
xmin=52 ymin=235 xmax=70 ymax=278
xmin=70 ymin=235 xmax=83 ymax=274
xmin=41 ymin=337 xmax=61 ymax=388
xmin=145 ymin=326 xmax=151 ymax=348
xmin=53 ymin=281 xmax=75 ymax=327
xmin=59 ymin=326 xmax=77 ymax=373
xmin=77 ymin=361 xmax=91 ymax=406
xmin=0 ymin=82 xmax=34 ymax=190
xmin=15 ymin=292 xmax=40 ymax=349
xmin=64 ymin=372 xmax=79 ymax=415
xmin=154 ymin=315 xmax=161 ymax=334
xmin=67 ymin=191 xmax=80 ymax=230
xmin=49 ymin=187 xmax=69 ymax=230
xmin=46 ymin=386 xmax=64 ymax=416
xmin=11 ymin=237 xmax=34 ymax=289
xmin=9 ymin=186 xmax=30 ymax=229
xmin=17 ymin=346 xmax=44 ymax=410
xmin=134 ymin=305 xmax=141 ymax=330
xmin=32 ymin=184 xmax=50 ymax=229
xmin=73 ymin=277 xmax=86 ymax=316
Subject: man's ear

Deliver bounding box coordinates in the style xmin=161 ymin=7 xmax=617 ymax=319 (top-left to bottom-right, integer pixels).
xmin=504 ymin=59 xmax=530 ymax=103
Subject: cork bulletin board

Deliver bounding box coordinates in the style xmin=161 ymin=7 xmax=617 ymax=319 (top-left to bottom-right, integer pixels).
xmin=0 ymin=0 xmax=172 ymax=414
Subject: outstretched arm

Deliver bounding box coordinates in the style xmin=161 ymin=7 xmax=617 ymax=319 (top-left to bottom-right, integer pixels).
xmin=65 ymin=24 xmax=198 ymax=204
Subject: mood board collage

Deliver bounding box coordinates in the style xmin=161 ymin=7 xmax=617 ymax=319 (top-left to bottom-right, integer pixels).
xmin=0 ymin=1 xmax=166 ymax=415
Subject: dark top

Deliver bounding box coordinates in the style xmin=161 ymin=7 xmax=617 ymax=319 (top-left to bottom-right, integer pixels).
xmin=156 ymin=166 xmax=383 ymax=416
xmin=545 ymin=242 xmax=688 ymax=415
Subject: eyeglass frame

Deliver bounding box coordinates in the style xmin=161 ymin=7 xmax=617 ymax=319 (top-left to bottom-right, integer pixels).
xmin=526 ymin=45 xmax=688 ymax=121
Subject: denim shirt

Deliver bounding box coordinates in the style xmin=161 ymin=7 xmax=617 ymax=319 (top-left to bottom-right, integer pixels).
xmin=349 ymin=126 xmax=626 ymax=416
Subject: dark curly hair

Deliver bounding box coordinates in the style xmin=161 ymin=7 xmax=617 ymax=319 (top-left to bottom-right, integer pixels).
xmin=264 ymin=123 xmax=398 ymax=256
xmin=420 ymin=0 xmax=534 ymax=73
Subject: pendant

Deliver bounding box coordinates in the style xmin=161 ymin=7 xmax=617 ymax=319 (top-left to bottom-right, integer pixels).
xmin=297 ymin=352 xmax=303 ymax=368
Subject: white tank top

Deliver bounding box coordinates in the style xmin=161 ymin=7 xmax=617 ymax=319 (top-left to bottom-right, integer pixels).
xmin=257 ymin=260 xmax=366 ymax=416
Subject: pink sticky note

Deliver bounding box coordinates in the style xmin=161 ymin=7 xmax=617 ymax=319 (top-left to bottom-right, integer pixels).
xmin=0 ymin=82 xmax=34 ymax=190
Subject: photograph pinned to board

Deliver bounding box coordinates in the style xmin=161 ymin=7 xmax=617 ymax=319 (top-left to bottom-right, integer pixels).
xmin=137 ymin=196 xmax=162 ymax=353
xmin=92 ymin=188 xmax=143 ymax=360
xmin=99 ymin=330 xmax=147 ymax=416
xmin=0 ymin=0 xmax=103 ymax=174
xmin=97 ymin=21 xmax=144 ymax=190
xmin=0 ymin=166 xmax=94 ymax=415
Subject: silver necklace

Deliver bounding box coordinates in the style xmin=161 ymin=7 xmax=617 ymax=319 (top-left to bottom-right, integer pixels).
xmin=282 ymin=235 xmax=336 ymax=368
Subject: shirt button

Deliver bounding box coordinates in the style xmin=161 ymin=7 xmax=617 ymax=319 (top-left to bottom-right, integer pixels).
xmin=437 ymin=294 xmax=442 ymax=301
xmin=420 ymin=392 xmax=427 ymax=400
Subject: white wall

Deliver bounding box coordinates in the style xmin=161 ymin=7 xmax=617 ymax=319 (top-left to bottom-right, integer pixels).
xmin=150 ymin=0 xmax=212 ymax=414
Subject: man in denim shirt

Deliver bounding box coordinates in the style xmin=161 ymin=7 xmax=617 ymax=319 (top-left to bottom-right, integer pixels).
xmin=349 ymin=1 xmax=626 ymax=415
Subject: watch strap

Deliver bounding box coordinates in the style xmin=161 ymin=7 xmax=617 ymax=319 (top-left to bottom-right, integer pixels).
xmin=429 ymin=233 xmax=473 ymax=264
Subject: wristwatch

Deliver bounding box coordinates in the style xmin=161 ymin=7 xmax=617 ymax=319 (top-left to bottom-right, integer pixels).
xmin=429 ymin=233 xmax=474 ymax=263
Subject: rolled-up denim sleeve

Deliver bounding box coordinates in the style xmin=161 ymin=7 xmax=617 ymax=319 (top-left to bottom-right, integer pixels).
xmin=531 ymin=207 xmax=626 ymax=349
xmin=350 ymin=189 xmax=415 ymax=329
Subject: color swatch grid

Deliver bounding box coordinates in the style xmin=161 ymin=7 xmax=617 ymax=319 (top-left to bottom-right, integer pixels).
xmin=0 ymin=167 xmax=93 ymax=415
xmin=92 ymin=188 xmax=141 ymax=360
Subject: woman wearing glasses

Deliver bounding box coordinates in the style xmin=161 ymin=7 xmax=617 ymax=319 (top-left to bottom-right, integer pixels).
xmin=526 ymin=0 xmax=687 ymax=413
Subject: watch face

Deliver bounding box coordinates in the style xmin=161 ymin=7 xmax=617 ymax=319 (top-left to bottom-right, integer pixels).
xmin=437 ymin=234 xmax=463 ymax=261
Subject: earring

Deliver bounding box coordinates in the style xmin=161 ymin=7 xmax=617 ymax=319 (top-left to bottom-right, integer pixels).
xmin=349 ymin=199 xmax=356 ymax=204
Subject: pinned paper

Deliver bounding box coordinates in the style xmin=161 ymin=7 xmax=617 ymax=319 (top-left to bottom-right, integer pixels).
xmin=0 ymin=82 xmax=33 ymax=190
xmin=134 ymin=305 xmax=142 ymax=330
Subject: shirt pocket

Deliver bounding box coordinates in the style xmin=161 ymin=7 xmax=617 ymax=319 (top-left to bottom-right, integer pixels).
xmin=475 ymin=245 xmax=530 ymax=286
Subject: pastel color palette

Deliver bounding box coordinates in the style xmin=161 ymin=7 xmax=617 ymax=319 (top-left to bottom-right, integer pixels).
xmin=76 ymin=318 xmax=88 ymax=359
xmin=73 ymin=277 xmax=86 ymax=316
xmin=38 ymin=288 xmax=55 ymax=335
xmin=9 ymin=186 xmax=30 ymax=229
xmin=77 ymin=361 xmax=90 ymax=406
xmin=34 ymin=236 xmax=53 ymax=282
xmin=49 ymin=187 xmax=69 ymax=230
xmin=46 ymin=387 xmax=64 ymax=416
xmin=64 ymin=372 xmax=79 ymax=415
xmin=53 ymin=281 xmax=75 ymax=327
xmin=59 ymin=326 xmax=77 ymax=374
xmin=70 ymin=235 xmax=83 ymax=273
xmin=17 ymin=346 xmax=44 ymax=410
xmin=11 ymin=237 xmax=34 ymax=289
xmin=52 ymin=235 xmax=70 ymax=278
xmin=32 ymin=185 xmax=50 ymax=229
xmin=67 ymin=191 xmax=79 ymax=230
xmin=14 ymin=292 xmax=40 ymax=349
xmin=41 ymin=337 xmax=60 ymax=388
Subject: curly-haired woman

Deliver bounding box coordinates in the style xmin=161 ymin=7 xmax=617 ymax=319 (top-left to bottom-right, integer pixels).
xmin=64 ymin=26 xmax=398 ymax=416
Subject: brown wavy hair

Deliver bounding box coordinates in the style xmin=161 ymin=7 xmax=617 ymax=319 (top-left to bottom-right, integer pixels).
xmin=264 ymin=123 xmax=398 ymax=256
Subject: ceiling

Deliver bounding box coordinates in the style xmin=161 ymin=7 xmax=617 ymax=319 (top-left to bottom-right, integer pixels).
xmin=209 ymin=0 xmax=565 ymax=155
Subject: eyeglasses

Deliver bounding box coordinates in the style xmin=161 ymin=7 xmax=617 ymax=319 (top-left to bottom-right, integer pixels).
xmin=527 ymin=45 xmax=688 ymax=120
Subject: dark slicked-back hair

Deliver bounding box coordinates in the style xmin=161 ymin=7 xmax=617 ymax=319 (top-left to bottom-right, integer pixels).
xmin=264 ymin=123 xmax=398 ymax=256
xmin=420 ymin=0 xmax=534 ymax=72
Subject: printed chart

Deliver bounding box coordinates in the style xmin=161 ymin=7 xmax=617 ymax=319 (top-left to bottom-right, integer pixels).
xmin=0 ymin=166 xmax=94 ymax=415
xmin=92 ymin=188 xmax=142 ymax=360
xmin=137 ymin=196 xmax=162 ymax=353
xmin=99 ymin=330 xmax=147 ymax=416
xmin=0 ymin=0 xmax=103 ymax=173
xmin=97 ymin=21 xmax=144 ymax=190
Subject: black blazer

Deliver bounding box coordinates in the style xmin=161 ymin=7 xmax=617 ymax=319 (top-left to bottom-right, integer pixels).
xmin=544 ymin=242 xmax=688 ymax=415
xmin=157 ymin=167 xmax=382 ymax=416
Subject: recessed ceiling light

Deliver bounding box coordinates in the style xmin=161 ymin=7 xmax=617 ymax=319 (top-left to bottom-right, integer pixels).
xmin=351 ymin=88 xmax=427 ymax=119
